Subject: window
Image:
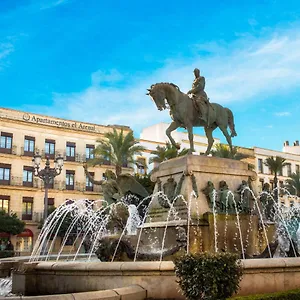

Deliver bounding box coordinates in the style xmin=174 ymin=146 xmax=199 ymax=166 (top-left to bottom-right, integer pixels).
xmin=66 ymin=142 xmax=76 ymax=161
xmin=296 ymin=165 xmax=300 ymax=173
xmin=102 ymin=155 xmax=111 ymax=165
xmin=279 ymin=181 xmax=284 ymax=196
xmin=85 ymin=144 xmax=95 ymax=160
xmin=137 ymin=157 xmax=147 ymax=175
xmin=45 ymin=139 xmax=55 ymax=159
xmin=0 ymin=196 xmax=9 ymax=212
xmin=290 ymin=200 xmax=295 ymax=207
xmin=259 ymin=178 xmax=264 ymax=192
xmin=287 ymin=164 xmax=292 ymax=177
xmin=0 ymin=164 xmax=11 ymax=185
xmin=86 ymin=172 xmax=94 ymax=191
xmin=122 ymin=155 xmax=128 ymax=168
xmin=66 ymin=170 xmax=75 ymax=190
xmin=22 ymin=197 xmax=33 ymax=220
xmin=24 ymin=136 xmax=35 ymax=156
xmin=16 ymin=229 xmax=33 ymax=252
xmin=0 ymin=132 xmax=13 ymax=154
xmin=23 ymin=166 xmax=33 ymax=187
xmin=258 ymin=159 xmax=263 ymax=173
xmin=48 ymin=198 xmax=55 ymax=212
xmin=16 ymin=236 xmax=33 ymax=252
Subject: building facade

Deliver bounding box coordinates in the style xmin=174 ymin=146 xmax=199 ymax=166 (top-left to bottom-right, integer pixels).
xmin=138 ymin=124 xmax=300 ymax=207
xmin=254 ymin=143 xmax=300 ymax=207
xmin=137 ymin=123 xmax=221 ymax=173
xmin=0 ymin=107 xmax=132 ymax=254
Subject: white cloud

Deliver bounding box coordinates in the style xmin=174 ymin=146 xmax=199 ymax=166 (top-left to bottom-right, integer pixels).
xmin=91 ymin=69 xmax=123 ymax=86
xmin=274 ymin=111 xmax=291 ymax=117
xmin=39 ymin=0 xmax=69 ymax=10
xmin=0 ymin=42 xmax=14 ymax=70
xmin=43 ymin=26 xmax=300 ymax=133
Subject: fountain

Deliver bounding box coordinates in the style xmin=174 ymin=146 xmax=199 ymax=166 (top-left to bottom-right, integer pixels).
xmin=4 ymin=69 xmax=300 ymax=298
xmin=6 ymin=154 xmax=300 ymax=299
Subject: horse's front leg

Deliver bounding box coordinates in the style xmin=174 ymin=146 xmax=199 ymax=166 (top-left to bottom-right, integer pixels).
xmin=166 ymin=121 xmax=180 ymax=149
xmin=187 ymin=125 xmax=195 ymax=154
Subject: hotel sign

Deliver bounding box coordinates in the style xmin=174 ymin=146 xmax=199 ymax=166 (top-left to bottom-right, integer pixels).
xmin=22 ymin=113 xmax=96 ymax=132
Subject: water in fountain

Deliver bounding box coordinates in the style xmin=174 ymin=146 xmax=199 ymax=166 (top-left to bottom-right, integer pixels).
xmin=0 ymin=277 xmax=12 ymax=297
xmin=29 ymin=185 xmax=300 ymax=263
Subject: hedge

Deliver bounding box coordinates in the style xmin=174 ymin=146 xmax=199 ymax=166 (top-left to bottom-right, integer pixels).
xmin=230 ymin=289 xmax=300 ymax=299
xmin=174 ymin=252 xmax=243 ymax=300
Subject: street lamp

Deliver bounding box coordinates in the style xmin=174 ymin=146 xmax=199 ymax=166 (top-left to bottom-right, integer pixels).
xmin=32 ymin=154 xmax=64 ymax=221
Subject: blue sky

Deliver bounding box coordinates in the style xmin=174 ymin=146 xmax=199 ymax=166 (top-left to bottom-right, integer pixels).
xmin=1 ymin=0 xmax=300 ymax=151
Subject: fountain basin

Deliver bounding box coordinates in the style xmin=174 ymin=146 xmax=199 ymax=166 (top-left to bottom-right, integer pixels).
xmin=11 ymin=258 xmax=300 ymax=299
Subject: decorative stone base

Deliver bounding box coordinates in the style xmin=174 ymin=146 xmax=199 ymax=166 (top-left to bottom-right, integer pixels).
xmin=150 ymin=154 xmax=257 ymax=218
xmin=140 ymin=155 xmax=263 ymax=256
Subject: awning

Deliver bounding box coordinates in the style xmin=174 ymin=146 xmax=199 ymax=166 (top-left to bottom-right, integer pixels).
xmin=0 ymin=232 xmax=10 ymax=238
xmin=17 ymin=229 xmax=33 ymax=238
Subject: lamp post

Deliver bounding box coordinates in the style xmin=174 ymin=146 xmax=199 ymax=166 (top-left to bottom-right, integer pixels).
xmin=32 ymin=154 xmax=64 ymax=221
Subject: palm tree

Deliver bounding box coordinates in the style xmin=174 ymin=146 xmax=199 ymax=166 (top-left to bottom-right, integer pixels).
xmin=87 ymin=128 xmax=146 ymax=176
xmin=264 ymin=156 xmax=288 ymax=200
xmin=149 ymin=142 xmax=189 ymax=165
xmin=210 ymin=143 xmax=249 ymax=160
xmin=285 ymin=171 xmax=300 ymax=197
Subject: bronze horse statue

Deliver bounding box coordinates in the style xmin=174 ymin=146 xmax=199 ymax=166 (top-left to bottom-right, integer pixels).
xmin=147 ymin=82 xmax=237 ymax=155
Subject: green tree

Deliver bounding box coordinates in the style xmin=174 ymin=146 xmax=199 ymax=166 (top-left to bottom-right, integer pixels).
xmin=285 ymin=171 xmax=300 ymax=197
xmin=88 ymin=128 xmax=146 ymax=176
xmin=134 ymin=173 xmax=155 ymax=194
xmin=210 ymin=143 xmax=248 ymax=160
xmin=149 ymin=142 xmax=189 ymax=165
xmin=210 ymin=143 xmax=254 ymax=170
xmin=0 ymin=211 xmax=25 ymax=235
xmin=264 ymin=156 xmax=288 ymax=200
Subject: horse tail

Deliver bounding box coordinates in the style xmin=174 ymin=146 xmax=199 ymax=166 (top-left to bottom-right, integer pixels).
xmin=226 ymin=108 xmax=237 ymax=137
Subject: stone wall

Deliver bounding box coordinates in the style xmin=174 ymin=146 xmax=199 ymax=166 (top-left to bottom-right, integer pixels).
xmin=11 ymin=258 xmax=300 ymax=299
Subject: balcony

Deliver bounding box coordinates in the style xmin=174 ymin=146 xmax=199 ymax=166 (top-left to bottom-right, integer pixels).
xmin=0 ymin=145 xmax=17 ymax=155
xmin=6 ymin=176 xmax=41 ymax=188
xmin=14 ymin=211 xmax=43 ymax=223
xmin=0 ymin=177 xmax=102 ymax=194
xmin=21 ymin=147 xmax=39 ymax=157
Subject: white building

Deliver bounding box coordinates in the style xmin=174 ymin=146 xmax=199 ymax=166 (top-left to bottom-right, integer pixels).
xmin=136 ymin=124 xmax=300 ymax=207
xmin=254 ymin=143 xmax=300 ymax=207
xmin=136 ymin=123 xmax=220 ymax=174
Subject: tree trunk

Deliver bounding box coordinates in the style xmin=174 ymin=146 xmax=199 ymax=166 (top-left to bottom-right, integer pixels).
xmin=115 ymin=165 xmax=122 ymax=177
xmin=274 ymin=174 xmax=278 ymax=203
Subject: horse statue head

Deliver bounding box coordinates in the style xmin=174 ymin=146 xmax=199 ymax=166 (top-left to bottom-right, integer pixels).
xmin=147 ymin=83 xmax=167 ymax=111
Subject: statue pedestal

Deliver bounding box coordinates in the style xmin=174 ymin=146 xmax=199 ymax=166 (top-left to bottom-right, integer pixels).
xmin=150 ymin=154 xmax=257 ymax=219
xmin=139 ymin=155 xmax=266 ymax=256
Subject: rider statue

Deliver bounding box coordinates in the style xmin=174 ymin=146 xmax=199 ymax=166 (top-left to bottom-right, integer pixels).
xmin=187 ymin=68 xmax=211 ymax=127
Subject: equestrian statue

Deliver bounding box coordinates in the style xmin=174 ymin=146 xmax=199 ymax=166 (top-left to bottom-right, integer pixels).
xmin=147 ymin=68 xmax=237 ymax=155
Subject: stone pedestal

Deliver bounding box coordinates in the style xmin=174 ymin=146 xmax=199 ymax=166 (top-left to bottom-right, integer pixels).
xmin=150 ymin=154 xmax=257 ymax=218
xmin=138 ymin=155 xmax=265 ymax=256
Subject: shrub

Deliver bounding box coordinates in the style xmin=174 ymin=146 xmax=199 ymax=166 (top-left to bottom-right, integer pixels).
xmin=174 ymin=252 xmax=243 ymax=300
xmin=230 ymin=289 xmax=300 ymax=299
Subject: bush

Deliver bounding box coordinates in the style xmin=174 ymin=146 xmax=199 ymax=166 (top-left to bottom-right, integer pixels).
xmin=174 ymin=252 xmax=243 ymax=300
xmin=230 ymin=289 xmax=300 ymax=299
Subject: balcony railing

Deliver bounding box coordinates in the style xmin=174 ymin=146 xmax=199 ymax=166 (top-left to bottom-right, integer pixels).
xmin=21 ymin=147 xmax=40 ymax=157
xmin=0 ymin=145 xmax=17 ymax=155
xmin=9 ymin=176 xmax=41 ymax=188
xmin=14 ymin=211 xmax=43 ymax=223
xmin=0 ymin=145 xmax=122 ymax=168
